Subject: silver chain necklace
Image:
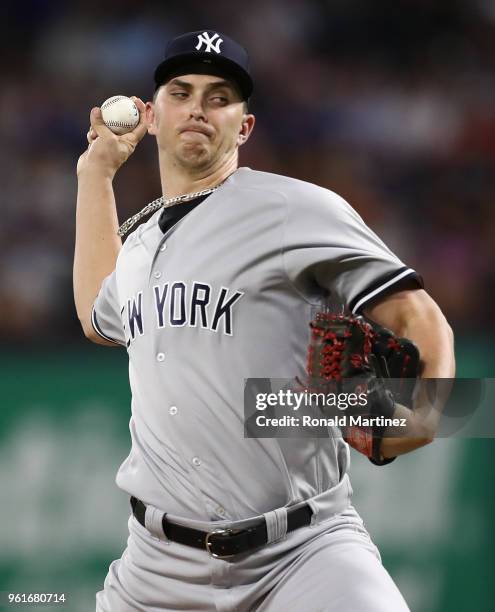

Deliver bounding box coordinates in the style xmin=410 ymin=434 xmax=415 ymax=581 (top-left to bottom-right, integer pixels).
xmin=117 ymin=182 xmax=224 ymax=237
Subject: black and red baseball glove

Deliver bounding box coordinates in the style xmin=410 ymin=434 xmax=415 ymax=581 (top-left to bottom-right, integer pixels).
xmin=305 ymin=312 xmax=421 ymax=465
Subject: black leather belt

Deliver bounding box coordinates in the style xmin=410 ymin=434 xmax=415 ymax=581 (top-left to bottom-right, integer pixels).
xmin=130 ymin=496 xmax=313 ymax=559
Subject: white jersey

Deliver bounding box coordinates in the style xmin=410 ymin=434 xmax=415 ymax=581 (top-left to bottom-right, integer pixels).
xmin=92 ymin=167 xmax=421 ymax=521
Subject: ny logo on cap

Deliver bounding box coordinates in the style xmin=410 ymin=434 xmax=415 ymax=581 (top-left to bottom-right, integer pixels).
xmin=195 ymin=31 xmax=223 ymax=54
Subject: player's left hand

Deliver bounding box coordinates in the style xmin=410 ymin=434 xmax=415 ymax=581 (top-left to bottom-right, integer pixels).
xmin=304 ymin=312 xmax=420 ymax=464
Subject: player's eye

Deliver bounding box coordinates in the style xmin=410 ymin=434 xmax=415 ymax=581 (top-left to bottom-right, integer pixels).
xmin=210 ymin=95 xmax=229 ymax=105
xmin=171 ymin=91 xmax=188 ymax=99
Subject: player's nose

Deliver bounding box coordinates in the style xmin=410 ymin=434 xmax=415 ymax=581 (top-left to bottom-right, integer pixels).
xmin=188 ymin=97 xmax=208 ymax=122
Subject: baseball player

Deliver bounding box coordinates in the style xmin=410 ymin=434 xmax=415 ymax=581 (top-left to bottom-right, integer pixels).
xmin=74 ymin=31 xmax=455 ymax=612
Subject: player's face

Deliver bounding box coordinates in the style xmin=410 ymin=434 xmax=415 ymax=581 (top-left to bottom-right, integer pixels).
xmin=147 ymin=74 xmax=255 ymax=171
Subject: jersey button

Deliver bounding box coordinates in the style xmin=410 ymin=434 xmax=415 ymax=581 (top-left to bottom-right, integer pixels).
xmin=192 ymin=457 xmax=201 ymax=467
xmin=154 ymin=271 xmax=162 ymax=279
xmin=160 ymin=243 xmax=167 ymax=252
xmin=216 ymin=506 xmax=227 ymax=518
xmin=156 ymin=353 xmax=165 ymax=362
xmin=169 ymin=405 xmax=177 ymax=415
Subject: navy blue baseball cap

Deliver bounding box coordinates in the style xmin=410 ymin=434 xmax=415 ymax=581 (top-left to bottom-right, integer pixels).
xmin=154 ymin=30 xmax=253 ymax=100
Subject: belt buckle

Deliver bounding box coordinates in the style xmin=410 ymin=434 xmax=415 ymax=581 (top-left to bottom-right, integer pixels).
xmin=205 ymin=528 xmax=238 ymax=559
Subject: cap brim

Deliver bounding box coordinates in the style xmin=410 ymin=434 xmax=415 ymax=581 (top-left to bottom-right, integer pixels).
xmin=154 ymin=53 xmax=253 ymax=100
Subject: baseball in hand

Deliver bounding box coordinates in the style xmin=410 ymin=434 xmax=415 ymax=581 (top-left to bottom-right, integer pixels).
xmin=101 ymin=95 xmax=139 ymax=135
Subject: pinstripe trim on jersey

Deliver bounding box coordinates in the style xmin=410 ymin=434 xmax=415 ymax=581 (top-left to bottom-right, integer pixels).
xmin=350 ymin=267 xmax=423 ymax=314
xmin=91 ymin=306 xmax=122 ymax=345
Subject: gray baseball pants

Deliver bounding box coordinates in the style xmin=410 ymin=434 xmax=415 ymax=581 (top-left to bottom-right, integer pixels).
xmin=96 ymin=477 xmax=410 ymax=612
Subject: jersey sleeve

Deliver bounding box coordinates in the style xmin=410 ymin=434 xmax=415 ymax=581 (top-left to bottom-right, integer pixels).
xmin=282 ymin=187 xmax=423 ymax=312
xmin=91 ymin=270 xmax=126 ymax=346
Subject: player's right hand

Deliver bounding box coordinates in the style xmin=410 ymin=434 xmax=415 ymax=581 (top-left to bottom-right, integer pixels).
xmin=77 ymin=96 xmax=147 ymax=180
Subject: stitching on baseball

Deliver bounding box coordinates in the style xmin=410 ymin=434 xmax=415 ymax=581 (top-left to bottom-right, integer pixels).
xmin=101 ymin=96 xmax=128 ymax=109
xmin=105 ymin=121 xmax=135 ymax=127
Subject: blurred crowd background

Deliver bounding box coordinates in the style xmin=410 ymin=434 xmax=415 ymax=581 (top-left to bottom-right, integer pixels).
xmin=1 ymin=1 xmax=494 ymax=611
xmin=2 ymin=0 xmax=495 ymax=342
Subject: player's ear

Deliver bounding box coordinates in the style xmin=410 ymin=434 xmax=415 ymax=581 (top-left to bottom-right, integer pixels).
xmin=146 ymin=101 xmax=157 ymax=135
xmin=237 ymin=113 xmax=255 ymax=147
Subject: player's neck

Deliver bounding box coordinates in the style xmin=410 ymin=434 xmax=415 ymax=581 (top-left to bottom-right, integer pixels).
xmin=159 ymin=155 xmax=238 ymax=199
